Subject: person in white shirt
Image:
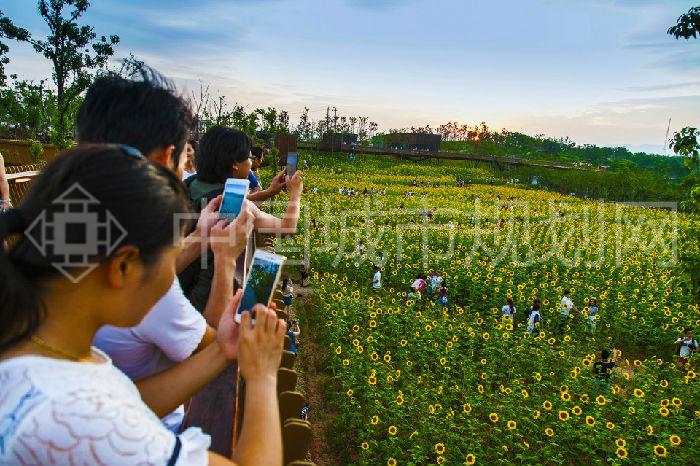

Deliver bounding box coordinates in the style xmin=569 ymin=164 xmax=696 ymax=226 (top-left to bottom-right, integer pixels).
xmin=372 ymin=266 xmax=382 ymax=292
xmin=675 ymin=328 xmax=699 ymax=365
xmin=527 ymin=298 xmax=542 ymax=334
xmin=559 ymin=290 xmax=576 ymax=334
xmin=502 ymin=298 xmax=516 ymax=319
xmin=0 ymin=145 xmax=284 ymax=466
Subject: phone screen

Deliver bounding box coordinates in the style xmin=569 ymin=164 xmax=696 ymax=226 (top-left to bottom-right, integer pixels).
xmin=235 ymin=251 xmax=286 ymax=323
xmin=286 ymin=152 xmax=298 ymax=178
xmin=220 ymin=178 xmax=249 ymax=220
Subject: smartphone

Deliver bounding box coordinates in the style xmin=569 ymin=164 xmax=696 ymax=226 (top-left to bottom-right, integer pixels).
xmin=219 ymin=178 xmax=250 ymax=220
xmin=235 ymin=250 xmax=286 ymax=323
xmin=286 ymin=152 xmax=298 ymax=178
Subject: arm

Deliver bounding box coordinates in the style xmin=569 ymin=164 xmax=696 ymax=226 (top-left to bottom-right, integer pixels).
xmin=204 ymin=207 xmax=254 ymax=326
xmin=137 ymin=338 xmax=230 ymax=418
xmin=251 ymin=171 xmax=303 ymax=236
xmin=0 ymin=154 xmax=10 ymax=206
xmin=136 ymin=291 xmax=245 ymax=417
xmin=233 ymin=306 xmax=285 ymax=466
xmin=247 ymin=170 xmax=286 ymax=203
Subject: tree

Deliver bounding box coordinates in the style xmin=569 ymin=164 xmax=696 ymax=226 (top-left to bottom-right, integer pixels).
xmin=2 ymin=1 xmax=119 ymax=147
xmin=668 ymin=5 xmax=700 ymax=39
xmin=0 ymin=10 xmax=30 ymax=87
xmin=0 ymin=78 xmax=56 ymax=141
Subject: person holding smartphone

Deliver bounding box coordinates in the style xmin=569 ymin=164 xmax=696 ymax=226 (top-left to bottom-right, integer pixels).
xmin=0 ymin=146 xmax=285 ymax=466
xmin=184 ymin=126 xmax=303 ymax=314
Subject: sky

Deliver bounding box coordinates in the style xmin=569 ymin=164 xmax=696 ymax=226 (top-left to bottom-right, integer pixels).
xmin=2 ymin=0 xmax=699 ymax=154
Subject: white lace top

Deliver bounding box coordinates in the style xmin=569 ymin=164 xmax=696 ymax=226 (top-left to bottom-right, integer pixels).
xmin=0 ymin=349 xmax=210 ymax=465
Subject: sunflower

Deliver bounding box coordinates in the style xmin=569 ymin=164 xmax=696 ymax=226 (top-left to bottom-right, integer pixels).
xmin=633 ymin=388 xmax=645 ymax=398
xmin=596 ymin=395 xmax=606 ymax=405
xmin=463 ymin=404 xmax=472 ymax=414
xmin=347 ymin=389 xmax=354 ymax=397
xmin=659 ymin=407 xmax=669 ymax=417
xmin=585 ymin=416 xmax=595 ymax=427
xmin=572 ymin=406 xmax=582 ymax=416
xmin=653 ymin=445 xmax=667 ymax=457
xmin=606 ymin=421 xmax=615 ymax=430
xmin=361 ymin=441 xmax=369 ymax=450
xmin=616 ymin=438 xmax=626 ymax=448
xmin=507 ymin=420 xmax=517 ymax=430
xmin=388 ymin=425 xmax=398 ymax=435
xmin=542 ymin=400 xmax=553 ymax=411
xmin=489 ymin=413 xmax=499 ymax=423
xmin=660 ymin=379 xmax=668 ymax=388
xmin=545 ymin=427 xmax=554 ymax=437
xmin=368 ymin=376 xmax=377 ymax=385
xmin=580 ymin=394 xmax=590 ymax=403
xmin=672 ymin=397 xmax=682 ymax=407
xmin=465 ymin=454 xmax=476 ymax=465
xmin=560 ymin=392 xmax=571 ymax=402
xmin=387 ymin=458 xmax=397 ymax=466
xmin=646 ymin=425 xmax=654 ymax=435
xmin=670 ymin=434 xmax=681 ymax=446
xmin=616 ymin=447 xmax=628 ymax=460
xmin=371 ymin=415 xmax=379 ymax=425
xmin=533 ymin=410 xmax=541 ymax=419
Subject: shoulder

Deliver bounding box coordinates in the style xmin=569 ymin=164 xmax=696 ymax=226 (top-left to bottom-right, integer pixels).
xmin=0 ymin=356 xmax=210 ymax=465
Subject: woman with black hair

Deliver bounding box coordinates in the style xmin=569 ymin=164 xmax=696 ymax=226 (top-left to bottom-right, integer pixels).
xmin=0 ymin=146 xmax=285 ymax=465
xmin=185 ymin=126 xmax=303 ymax=313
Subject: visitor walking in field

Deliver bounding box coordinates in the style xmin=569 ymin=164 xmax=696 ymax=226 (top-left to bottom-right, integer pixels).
xmin=502 ymin=298 xmax=516 ymax=320
xmin=372 ymin=266 xmax=382 ymax=292
xmin=593 ymin=349 xmax=617 ymax=392
xmin=437 ymin=282 xmax=449 ymax=307
xmin=587 ymin=298 xmax=599 ymax=333
xmin=558 ymin=290 xmax=576 ymax=335
xmin=526 ymin=298 xmax=542 ymax=334
xmin=674 ymin=328 xmax=698 ymax=367
xmin=282 ymin=275 xmax=294 ymax=316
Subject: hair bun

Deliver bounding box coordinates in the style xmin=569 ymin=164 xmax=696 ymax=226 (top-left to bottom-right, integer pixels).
xmin=0 ymin=209 xmax=27 ymax=240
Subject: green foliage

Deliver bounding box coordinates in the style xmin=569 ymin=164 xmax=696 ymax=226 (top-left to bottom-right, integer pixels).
xmin=0 ymin=78 xmax=56 ymax=141
xmin=668 ymin=5 xmax=700 ymax=40
xmin=0 ymin=9 xmax=30 ymax=87
xmin=670 ymin=127 xmax=700 ymax=173
xmin=3 ymin=0 xmax=119 ymax=146
xmin=27 ymin=138 xmax=44 ymax=161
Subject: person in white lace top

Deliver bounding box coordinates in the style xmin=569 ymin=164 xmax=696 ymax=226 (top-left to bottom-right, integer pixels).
xmin=0 ymin=146 xmax=284 ymax=465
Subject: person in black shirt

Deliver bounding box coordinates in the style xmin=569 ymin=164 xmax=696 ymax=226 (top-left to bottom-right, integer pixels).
xmin=593 ymin=349 xmax=617 ymax=391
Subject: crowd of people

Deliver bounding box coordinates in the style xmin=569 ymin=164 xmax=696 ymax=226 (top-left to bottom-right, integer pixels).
xmin=0 ymin=67 xmax=697 ymax=465
xmin=0 ymin=67 xmax=304 ymax=464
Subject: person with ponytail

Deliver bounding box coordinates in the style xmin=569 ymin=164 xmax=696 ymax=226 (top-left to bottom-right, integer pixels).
xmin=0 ymin=145 xmax=284 ymax=465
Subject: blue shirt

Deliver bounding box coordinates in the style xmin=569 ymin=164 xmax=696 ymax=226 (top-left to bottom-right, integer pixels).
xmin=248 ymin=171 xmax=260 ymax=190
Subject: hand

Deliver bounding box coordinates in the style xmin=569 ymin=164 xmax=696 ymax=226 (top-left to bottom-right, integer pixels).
xmin=269 ymin=170 xmax=287 ymax=195
xmin=217 ymin=290 xmax=243 ymax=361
xmin=195 ymin=195 xmax=222 ymax=237
xmin=238 ymin=305 xmax=286 ymax=383
xmin=209 ymin=203 xmax=253 ymax=259
xmin=286 ymin=171 xmax=303 ymax=197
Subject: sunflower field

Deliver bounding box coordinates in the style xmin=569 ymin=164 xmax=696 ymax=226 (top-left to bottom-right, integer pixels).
xmin=277 ymin=151 xmax=700 ymax=465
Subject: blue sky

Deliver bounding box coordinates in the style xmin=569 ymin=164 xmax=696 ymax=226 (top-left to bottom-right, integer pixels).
xmin=3 ymin=0 xmax=698 ymax=153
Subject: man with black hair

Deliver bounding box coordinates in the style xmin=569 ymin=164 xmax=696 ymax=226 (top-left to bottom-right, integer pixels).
xmin=593 ymin=349 xmax=617 ymax=391
xmin=77 ymin=67 xmax=248 ymax=435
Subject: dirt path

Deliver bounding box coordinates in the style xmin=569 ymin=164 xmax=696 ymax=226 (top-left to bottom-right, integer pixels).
xmin=294 ymin=286 xmax=344 ymax=466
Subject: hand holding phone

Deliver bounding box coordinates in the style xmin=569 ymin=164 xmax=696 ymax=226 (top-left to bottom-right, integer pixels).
xmin=219 ymin=178 xmax=250 ymax=220
xmin=286 ymin=152 xmax=298 ymax=178
xmin=235 ymin=250 xmax=286 ymax=324
xmin=209 ymin=203 xmax=253 ymax=259
xmin=286 ymin=171 xmax=303 ymax=197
